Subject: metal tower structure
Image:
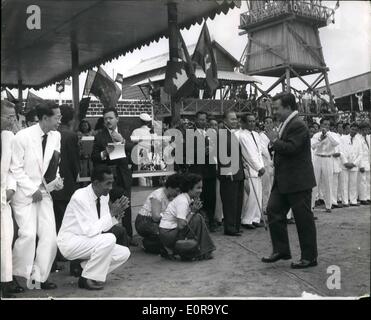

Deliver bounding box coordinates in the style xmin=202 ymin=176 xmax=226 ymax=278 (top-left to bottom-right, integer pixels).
xmin=239 ymin=0 xmax=337 ymax=112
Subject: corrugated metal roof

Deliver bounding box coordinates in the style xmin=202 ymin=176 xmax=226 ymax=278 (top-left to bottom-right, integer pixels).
xmin=317 ymin=72 xmax=371 ymax=98
xmin=1 ymin=0 xmax=241 ymax=89
xmin=131 ymin=69 xmax=262 ymax=86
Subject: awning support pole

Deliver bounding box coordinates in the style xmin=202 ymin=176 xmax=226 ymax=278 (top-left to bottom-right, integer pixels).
xmin=167 ymin=2 xmax=179 ymax=125
xmin=71 ymin=39 xmax=80 ymax=130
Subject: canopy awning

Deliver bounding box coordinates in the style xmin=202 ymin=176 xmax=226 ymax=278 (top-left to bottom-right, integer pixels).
xmin=131 ymin=69 xmax=262 ymax=86
xmin=1 ymin=0 xmax=240 ymax=89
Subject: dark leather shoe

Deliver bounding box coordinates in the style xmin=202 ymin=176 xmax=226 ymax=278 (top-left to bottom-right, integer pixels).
xmin=262 ymin=252 xmax=291 ymax=263
xmin=1 ymin=282 xmax=17 ymax=298
xmin=40 ymin=281 xmax=57 ymax=290
xmin=78 ymin=277 xmax=104 ymax=290
xmin=40 ymin=280 xmax=57 ymax=290
xmin=70 ymin=260 xmax=83 ymax=277
xmin=253 ymin=222 xmax=264 ymax=228
xmin=291 ymin=259 xmax=318 ymax=269
xmin=242 ymin=224 xmax=256 ymax=229
xmin=11 ymin=278 xmax=24 ymax=293
xmin=350 ymin=203 xmax=360 ymax=207
xmin=343 ymin=204 xmax=349 ymax=207
xmin=360 ymin=201 xmax=369 ymax=205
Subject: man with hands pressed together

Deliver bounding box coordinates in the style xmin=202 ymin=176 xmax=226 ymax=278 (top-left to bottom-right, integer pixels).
xmin=57 ymin=165 xmax=131 ymax=290
xmin=262 ymin=93 xmax=318 ymax=269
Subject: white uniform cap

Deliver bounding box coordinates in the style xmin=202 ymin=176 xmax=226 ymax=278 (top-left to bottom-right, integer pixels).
xmin=139 ymin=113 xmax=152 ymax=122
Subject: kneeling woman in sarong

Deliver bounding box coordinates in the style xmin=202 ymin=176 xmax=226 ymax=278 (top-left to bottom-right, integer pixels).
xmin=159 ymin=173 xmax=216 ymax=261
xmin=135 ymin=174 xmax=183 ymax=254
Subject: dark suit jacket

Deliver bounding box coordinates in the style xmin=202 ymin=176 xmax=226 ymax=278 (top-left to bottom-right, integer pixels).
xmin=271 ymin=116 xmax=316 ymax=194
xmin=91 ymin=127 xmax=133 ymax=192
xmin=52 ymin=125 xmax=80 ymax=201
xmin=217 ymin=127 xmax=244 ymax=182
xmin=187 ymin=129 xmax=216 ymax=179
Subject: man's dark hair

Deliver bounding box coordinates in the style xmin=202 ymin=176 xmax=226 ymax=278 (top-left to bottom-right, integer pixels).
xmin=343 ymin=123 xmax=350 ymax=130
xmin=240 ymin=113 xmax=255 ymax=123
xmin=359 ymin=122 xmax=370 ymax=130
xmin=25 ymin=108 xmax=38 ymax=124
xmin=35 ymin=101 xmax=59 ymax=120
xmin=60 ymin=104 xmax=74 ymax=125
xmin=91 ymin=165 xmax=113 ymax=182
xmin=165 ymin=173 xmax=184 ymax=189
xmin=195 ymin=111 xmax=208 ymax=119
xmin=180 ymin=173 xmax=202 ymax=193
xmin=272 ymin=92 xmax=298 ymax=111
xmin=102 ymin=107 xmax=118 ymax=118
xmin=109 ymin=187 xmax=126 ymax=203
xmin=79 ymin=119 xmax=92 ymax=132
xmin=320 ymin=117 xmax=330 ymax=124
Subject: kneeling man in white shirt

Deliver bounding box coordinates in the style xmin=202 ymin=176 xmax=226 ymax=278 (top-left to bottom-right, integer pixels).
xmin=57 ymin=165 xmax=131 ymax=290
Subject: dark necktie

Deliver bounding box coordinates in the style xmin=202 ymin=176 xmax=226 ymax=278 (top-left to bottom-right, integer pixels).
xmin=96 ymin=197 xmax=101 ymax=219
xmin=364 ymin=136 xmax=369 ymax=149
xmin=42 ymin=134 xmax=48 ymax=157
xmin=251 ymin=132 xmax=258 ymax=149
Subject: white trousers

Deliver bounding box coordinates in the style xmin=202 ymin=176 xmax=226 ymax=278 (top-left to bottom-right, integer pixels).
xmin=1 ymin=202 xmax=14 ymax=282
xmin=58 ymin=233 xmax=130 ymax=282
xmin=214 ymin=178 xmax=223 ymax=223
xmin=313 ymin=156 xmax=333 ymax=209
xmin=241 ymin=177 xmax=262 ymax=225
xmin=12 ymin=195 xmax=57 ymax=282
xmin=332 ymin=172 xmax=342 ymax=205
xmin=340 ymin=170 xmax=358 ymax=205
xmin=358 ymin=171 xmax=370 ymax=201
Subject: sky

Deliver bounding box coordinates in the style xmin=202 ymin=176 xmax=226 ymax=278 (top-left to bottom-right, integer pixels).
xmin=8 ymin=0 xmax=371 ymax=100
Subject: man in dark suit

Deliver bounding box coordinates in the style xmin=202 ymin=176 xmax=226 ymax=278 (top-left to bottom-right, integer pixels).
xmin=217 ymin=111 xmax=245 ymax=236
xmin=187 ymin=111 xmax=217 ymax=232
xmin=91 ymin=107 xmax=134 ymax=242
xmin=51 ymin=105 xmax=80 ymax=273
xmin=262 ymin=92 xmax=318 ymax=269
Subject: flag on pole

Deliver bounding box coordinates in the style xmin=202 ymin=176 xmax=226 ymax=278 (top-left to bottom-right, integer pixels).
xmin=83 ymin=70 xmax=97 ymax=96
xmin=164 ymin=29 xmax=198 ymax=99
xmin=79 ymin=97 xmax=91 ymax=121
xmin=115 ymin=73 xmax=124 ymax=84
xmin=90 ymin=67 xmax=122 ymax=108
xmin=26 ymin=91 xmax=44 ymax=113
xmin=6 ymin=89 xmax=17 ymax=103
xmin=192 ymin=22 xmax=219 ymax=92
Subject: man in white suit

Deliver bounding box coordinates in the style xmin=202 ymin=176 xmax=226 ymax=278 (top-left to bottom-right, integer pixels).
xmin=239 ymin=114 xmax=265 ymax=229
xmin=10 ymin=102 xmax=63 ymax=289
xmin=1 ymin=100 xmax=24 ymax=298
xmin=57 ymin=165 xmax=130 ymax=290
xmin=331 ymin=125 xmax=343 ymax=209
xmin=340 ymin=123 xmax=362 ymax=207
xmin=357 ymin=122 xmax=370 ymax=205
xmin=311 ymin=118 xmax=340 ymax=212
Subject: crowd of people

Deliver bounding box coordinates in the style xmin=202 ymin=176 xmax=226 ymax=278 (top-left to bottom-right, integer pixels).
xmin=1 ymin=91 xmax=370 ymax=297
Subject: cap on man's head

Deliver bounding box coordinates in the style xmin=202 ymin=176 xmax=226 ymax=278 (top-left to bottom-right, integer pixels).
xmin=139 ymin=113 xmax=151 ymax=122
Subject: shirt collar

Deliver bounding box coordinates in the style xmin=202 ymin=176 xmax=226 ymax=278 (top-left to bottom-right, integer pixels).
xmin=37 ymin=123 xmax=48 ymax=137
xmin=184 ymin=192 xmax=192 ymax=204
xmin=88 ymin=184 xmax=99 ymax=201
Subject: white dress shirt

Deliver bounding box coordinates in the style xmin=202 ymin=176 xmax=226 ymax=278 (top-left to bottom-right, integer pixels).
xmin=58 ymin=184 xmax=113 ymax=239
xmin=239 ymin=129 xmax=265 ymax=178
xmin=311 ymin=131 xmax=340 ymax=156
xmin=340 ymin=134 xmax=363 ymax=171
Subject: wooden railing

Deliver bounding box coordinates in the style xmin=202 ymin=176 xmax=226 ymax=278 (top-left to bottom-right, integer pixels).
xmin=240 ymin=1 xmax=334 ymax=29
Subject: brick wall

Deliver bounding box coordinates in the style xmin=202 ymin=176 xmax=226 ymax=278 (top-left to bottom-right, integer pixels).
xmin=22 ymin=99 xmax=153 ymax=117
